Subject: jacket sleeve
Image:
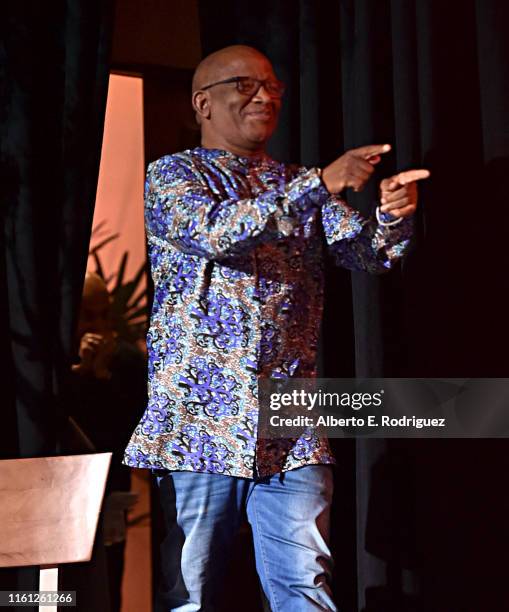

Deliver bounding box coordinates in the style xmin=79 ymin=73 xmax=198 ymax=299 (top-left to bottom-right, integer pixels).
xmin=321 ymin=195 xmax=413 ymax=273
xmin=145 ymin=154 xmax=329 ymax=260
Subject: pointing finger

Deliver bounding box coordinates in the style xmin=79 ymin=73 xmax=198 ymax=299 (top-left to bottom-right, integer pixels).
xmin=394 ymin=169 xmax=430 ymax=185
xmin=353 ymin=143 xmax=392 ymax=159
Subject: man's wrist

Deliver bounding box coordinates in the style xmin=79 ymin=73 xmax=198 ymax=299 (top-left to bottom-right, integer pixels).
xmin=72 ymin=362 xmax=92 ymax=376
xmin=376 ymin=206 xmax=404 ymax=226
xmin=318 ymin=167 xmax=345 ymax=195
xmin=94 ymin=367 xmax=113 ymax=381
xmin=310 ymin=167 xmax=334 ymax=205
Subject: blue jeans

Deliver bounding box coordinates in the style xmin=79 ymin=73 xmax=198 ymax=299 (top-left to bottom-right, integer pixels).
xmin=155 ymin=465 xmax=336 ymax=612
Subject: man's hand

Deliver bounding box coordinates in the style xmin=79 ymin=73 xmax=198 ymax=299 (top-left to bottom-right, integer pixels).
xmin=379 ymin=169 xmax=430 ymax=218
xmin=321 ymin=144 xmax=392 ymax=194
xmin=73 ymin=333 xmax=104 ymax=374
xmin=72 ymin=332 xmax=117 ymax=379
xmin=92 ymin=332 xmax=117 ymax=380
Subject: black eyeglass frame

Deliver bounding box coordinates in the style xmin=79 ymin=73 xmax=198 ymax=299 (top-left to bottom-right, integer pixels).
xmin=199 ymin=76 xmax=286 ymax=98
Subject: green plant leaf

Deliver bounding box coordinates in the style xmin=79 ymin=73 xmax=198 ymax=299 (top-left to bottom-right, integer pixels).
xmin=93 ymin=253 xmax=105 ymax=279
xmin=114 ymin=252 xmax=129 ymax=292
xmin=128 ymin=288 xmax=148 ymax=310
xmin=89 ymin=233 xmax=120 ymax=254
xmin=126 ymin=305 xmax=149 ymax=321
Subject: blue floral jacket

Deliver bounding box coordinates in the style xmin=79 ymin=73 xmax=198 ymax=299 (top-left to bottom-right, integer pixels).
xmin=123 ymin=147 xmax=412 ymax=478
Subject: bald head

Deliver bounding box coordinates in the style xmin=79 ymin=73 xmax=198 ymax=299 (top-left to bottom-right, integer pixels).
xmin=77 ymin=272 xmax=112 ymax=338
xmin=192 ymin=45 xmax=271 ymax=93
xmin=83 ymin=271 xmax=109 ymax=301
xmin=191 ymin=45 xmax=282 ymax=157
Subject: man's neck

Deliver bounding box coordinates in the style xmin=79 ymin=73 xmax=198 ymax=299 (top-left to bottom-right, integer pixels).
xmin=200 ymin=136 xmax=266 ymax=159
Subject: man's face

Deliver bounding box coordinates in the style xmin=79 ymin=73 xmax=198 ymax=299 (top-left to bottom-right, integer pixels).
xmin=198 ymin=53 xmax=282 ymax=152
xmin=76 ymin=290 xmax=112 ymax=339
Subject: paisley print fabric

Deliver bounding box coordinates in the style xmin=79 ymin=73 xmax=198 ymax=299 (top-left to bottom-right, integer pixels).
xmin=123 ymin=147 xmax=412 ymax=478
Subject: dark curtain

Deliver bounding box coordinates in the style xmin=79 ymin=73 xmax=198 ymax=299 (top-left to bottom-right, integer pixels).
xmin=0 ymin=0 xmax=114 ymax=603
xmin=199 ymin=1 xmax=509 ymax=610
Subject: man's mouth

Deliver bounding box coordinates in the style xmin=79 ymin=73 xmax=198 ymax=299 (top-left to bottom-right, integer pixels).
xmin=246 ymin=109 xmax=273 ymax=121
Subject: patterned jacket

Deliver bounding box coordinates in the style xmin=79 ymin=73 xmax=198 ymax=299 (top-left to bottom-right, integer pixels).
xmin=123 ymin=147 xmax=412 ymax=478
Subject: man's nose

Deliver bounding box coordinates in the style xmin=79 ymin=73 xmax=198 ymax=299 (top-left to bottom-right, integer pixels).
xmin=253 ymin=84 xmax=272 ymax=102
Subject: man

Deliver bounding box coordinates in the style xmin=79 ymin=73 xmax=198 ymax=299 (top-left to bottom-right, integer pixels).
xmin=123 ymin=45 xmax=429 ymax=611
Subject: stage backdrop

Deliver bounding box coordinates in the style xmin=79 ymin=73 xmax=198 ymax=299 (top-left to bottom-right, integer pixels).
xmin=198 ymin=1 xmax=509 ymax=610
xmin=89 ymin=74 xmax=146 ymax=293
xmin=1 ymin=1 xmax=114 ymax=603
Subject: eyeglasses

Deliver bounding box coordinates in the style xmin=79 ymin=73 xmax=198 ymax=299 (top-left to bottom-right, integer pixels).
xmin=200 ymin=76 xmax=286 ymax=98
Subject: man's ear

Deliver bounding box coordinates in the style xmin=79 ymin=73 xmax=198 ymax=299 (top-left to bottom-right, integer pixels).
xmin=192 ymin=90 xmax=211 ymax=120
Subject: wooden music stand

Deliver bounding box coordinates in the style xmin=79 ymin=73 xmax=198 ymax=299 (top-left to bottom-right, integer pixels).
xmin=0 ymin=453 xmax=111 ymax=612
